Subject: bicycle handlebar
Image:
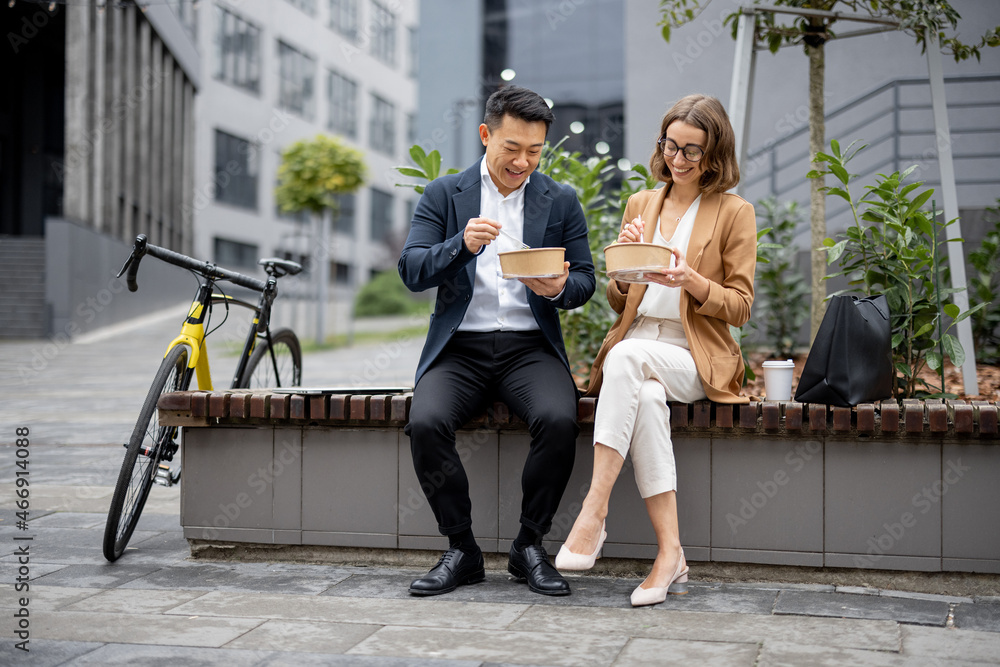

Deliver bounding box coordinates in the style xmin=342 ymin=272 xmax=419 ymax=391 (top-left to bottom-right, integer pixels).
xmin=120 ymin=234 xmax=268 ymax=293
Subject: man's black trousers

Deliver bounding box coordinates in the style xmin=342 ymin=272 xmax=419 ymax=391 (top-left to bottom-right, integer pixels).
xmin=405 ymin=330 xmax=579 ymax=537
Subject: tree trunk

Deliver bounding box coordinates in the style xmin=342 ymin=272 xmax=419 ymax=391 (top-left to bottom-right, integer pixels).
xmin=808 ymin=41 xmax=827 ymax=342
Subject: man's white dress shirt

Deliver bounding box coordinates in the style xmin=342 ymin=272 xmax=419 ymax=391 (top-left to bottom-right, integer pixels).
xmin=458 ymin=157 xmax=540 ymax=332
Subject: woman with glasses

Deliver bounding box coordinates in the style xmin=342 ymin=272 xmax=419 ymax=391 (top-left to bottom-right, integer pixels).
xmin=554 ymin=94 xmax=757 ymax=606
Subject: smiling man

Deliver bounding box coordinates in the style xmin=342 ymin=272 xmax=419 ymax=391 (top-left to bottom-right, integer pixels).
xmin=398 ymin=86 xmax=595 ymax=598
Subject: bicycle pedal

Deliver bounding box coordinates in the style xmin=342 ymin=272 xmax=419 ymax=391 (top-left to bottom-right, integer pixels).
xmin=154 ymin=464 xmax=175 ymax=487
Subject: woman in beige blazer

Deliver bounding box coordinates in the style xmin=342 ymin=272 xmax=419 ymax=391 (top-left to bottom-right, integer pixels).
xmin=555 ymin=95 xmax=756 ymax=606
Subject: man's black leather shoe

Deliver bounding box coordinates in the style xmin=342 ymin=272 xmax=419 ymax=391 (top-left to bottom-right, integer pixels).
xmin=508 ymin=543 xmax=571 ymax=596
xmin=408 ymin=548 xmax=486 ymax=596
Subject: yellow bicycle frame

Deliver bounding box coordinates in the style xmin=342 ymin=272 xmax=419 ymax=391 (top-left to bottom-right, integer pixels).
xmin=163 ymin=300 xmax=213 ymax=391
xmin=161 ymin=294 xmax=262 ymax=391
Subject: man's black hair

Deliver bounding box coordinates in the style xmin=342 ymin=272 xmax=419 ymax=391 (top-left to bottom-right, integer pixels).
xmin=483 ymin=85 xmax=555 ymax=133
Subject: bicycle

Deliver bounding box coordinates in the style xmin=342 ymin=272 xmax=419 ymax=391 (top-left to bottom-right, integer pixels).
xmin=103 ymin=234 xmax=304 ymax=562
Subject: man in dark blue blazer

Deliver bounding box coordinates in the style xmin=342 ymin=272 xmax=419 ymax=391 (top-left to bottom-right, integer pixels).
xmin=399 ymin=86 xmax=595 ymax=597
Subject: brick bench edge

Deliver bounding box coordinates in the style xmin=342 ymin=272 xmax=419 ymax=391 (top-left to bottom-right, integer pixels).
xmin=157 ymin=391 xmax=1000 ymax=438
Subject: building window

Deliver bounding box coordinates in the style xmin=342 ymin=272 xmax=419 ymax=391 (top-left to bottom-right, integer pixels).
xmin=214 ymin=237 xmax=259 ymax=270
xmin=370 ymin=188 xmax=393 ymax=241
xmin=334 ymin=262 xmax=352 ymax=284
xmin=406 ymin=112 xmax=417 ymax=146
xmin=404 ymin=198 xmax=416 ymax=227
xmin=327 ymin=69 xmax=358 ymax=138
xmin=369 ymin=94 xmax=396 ymax=155
xmin=214 ymin=5 xmax=260 ymax=94
xmin=408 ymin=26 xmax=418 ymax=78
xmin=277 ymin=40 xmax=316 ymax=120
xmin=329 ymin=0 xmax=358 ymax=40
xmin=333 ymin=193 xmax=356 ymax=235
xmin=284 ymin=0 xmax=316 ymax=16
xmin=214 ymin=129 xmax=258 ymax=210
xmin=370 ymin=1 xmax=396 ymax=66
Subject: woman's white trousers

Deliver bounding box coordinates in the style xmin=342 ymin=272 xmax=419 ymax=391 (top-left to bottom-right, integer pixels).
xmin=593 ymin=317 xmax=707 ymax=498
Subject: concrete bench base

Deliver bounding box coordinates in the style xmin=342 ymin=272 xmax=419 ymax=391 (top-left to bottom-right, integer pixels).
xmin=162 ymin=392 xmax=1000 ymax=574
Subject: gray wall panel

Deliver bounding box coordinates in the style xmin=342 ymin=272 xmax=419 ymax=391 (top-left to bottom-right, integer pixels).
xmin=825 ymin=553 xmax=941 ymax=572
xmin=825 ymin=440 xmax=941 ymax=561
xmin=302 ymin=429 xmax=398 ymax=535
xmin=712 ymin=438 xmax=824 ymax=552
xmin=712 ymin=548 xmax=823 ymax=568
xmin=942 ymin=443 xmax=1000 ymax=561
xmin=272 ymin=428 xmax=303 ymax=531
xmin=182 ymin=426 xmax=275 ymax=531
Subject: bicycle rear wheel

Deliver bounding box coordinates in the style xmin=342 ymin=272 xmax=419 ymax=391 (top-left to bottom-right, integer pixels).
xmin=238 ymin=327 xmax=302 ymax=389
xmin=103 ymin=345 xmax=190 ymax=561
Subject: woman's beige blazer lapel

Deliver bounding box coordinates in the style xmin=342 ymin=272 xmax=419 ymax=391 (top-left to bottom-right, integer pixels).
xmin=686 ymin=193 xmax=722 ymax=273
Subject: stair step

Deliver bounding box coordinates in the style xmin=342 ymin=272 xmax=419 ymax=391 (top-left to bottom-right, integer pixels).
xmin=1 ymin=279 xmax=45 ymax=284
xmin=0 ymin=301 xmax=46 ymax=309
xmin=0 ymin=238 xmax=47 ymax=338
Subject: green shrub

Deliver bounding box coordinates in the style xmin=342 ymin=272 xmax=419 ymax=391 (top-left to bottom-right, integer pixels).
xmin=809 ymin=140 xmax=985 ymax=398
xmin=354 ymin=269 xmax=428 ymax=317
xmin=755 ymin=197 xmax=810 ymax=359
xmin=967 ymin=200 xmax=1000 ymax=362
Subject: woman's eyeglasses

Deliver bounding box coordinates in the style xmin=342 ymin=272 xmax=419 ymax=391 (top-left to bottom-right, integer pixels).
xmin=658 ymin=137 xmax=704 ymax=162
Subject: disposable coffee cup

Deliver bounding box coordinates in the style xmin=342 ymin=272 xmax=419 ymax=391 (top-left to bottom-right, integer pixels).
xmin=761 ymin=359 xmax=795 ymax=401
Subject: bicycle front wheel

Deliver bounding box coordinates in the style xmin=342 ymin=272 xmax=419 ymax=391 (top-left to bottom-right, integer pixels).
xmin=103 ymin=344 xmax=190 ymax=561
xmin=239 ymin=328 xmax=302 ymax=389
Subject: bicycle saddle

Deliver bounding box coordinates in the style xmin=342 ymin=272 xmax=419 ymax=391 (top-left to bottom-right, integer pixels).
xmin=259 ymin=257 xmax=303 ymax=277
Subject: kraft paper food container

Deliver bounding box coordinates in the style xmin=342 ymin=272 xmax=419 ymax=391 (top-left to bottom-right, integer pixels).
xmin=498 ymin=247 xmax=565 ymax=279
xmin=604 ymin=242 xmax=674 ymax=283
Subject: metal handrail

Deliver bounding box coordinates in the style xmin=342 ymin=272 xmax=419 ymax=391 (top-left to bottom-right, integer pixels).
xmin=746 ymin=73 xmax=1000 ymax=162
xmin=743 ymin=74 xmax=1000 ymax=224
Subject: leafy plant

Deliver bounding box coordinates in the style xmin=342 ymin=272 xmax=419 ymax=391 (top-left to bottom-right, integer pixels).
xmin=354 ymin=269 xmax=429 ymax=318
xmin=394 ymin=145 xmax=459 ymax=195
xmin=809 ymin=140 xmax=985 ymax=398
xmin=965 ymin=200 xmax=1000 ymax=362
xmin=754 ymin=197 xmax=810 ymax=359
xmin=275 ymin=135 xmax=367 ymax=214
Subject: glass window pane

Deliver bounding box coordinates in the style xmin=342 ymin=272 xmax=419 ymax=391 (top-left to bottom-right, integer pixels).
xmin=215 ymin=6 xmax=260 ymax=95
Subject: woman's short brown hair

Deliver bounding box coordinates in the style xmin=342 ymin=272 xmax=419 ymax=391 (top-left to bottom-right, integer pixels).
xmin=649 ymin=94 xmax=740 ymax=193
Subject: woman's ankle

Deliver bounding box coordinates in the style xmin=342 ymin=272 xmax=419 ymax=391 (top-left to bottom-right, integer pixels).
xmin=578 ymin=496 xmax=609 ymax=524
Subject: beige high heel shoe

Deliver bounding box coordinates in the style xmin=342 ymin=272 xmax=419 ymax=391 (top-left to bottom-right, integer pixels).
xmin=630 ymin=548 xmax=688 ymax=607
xmin=554 ymin=522 xmax=607 ymax=571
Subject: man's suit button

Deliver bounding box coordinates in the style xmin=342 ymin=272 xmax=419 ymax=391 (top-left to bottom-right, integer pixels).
xmin=450 ymin=326 xmax=456 ymax=333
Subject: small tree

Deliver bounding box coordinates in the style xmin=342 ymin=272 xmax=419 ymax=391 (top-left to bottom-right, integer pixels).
xmin=810 ymin=140 xmax=986 ymax=397
xmin=275 ymin=135 xmax=367 ymax=344
xmin=275 ymin=135 xmax=367 ymax=215
xmin=657 ymin=0 xmax=1000 ymax=341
